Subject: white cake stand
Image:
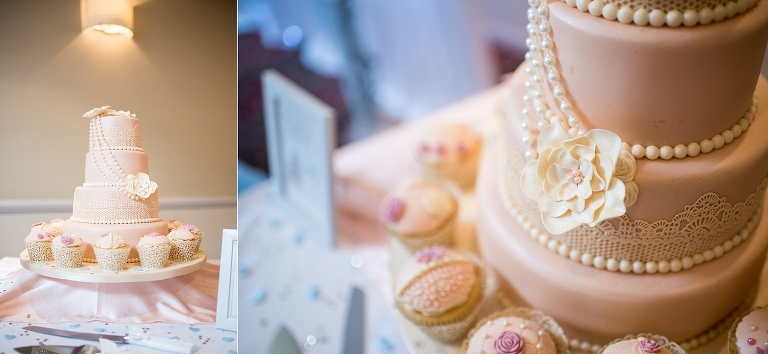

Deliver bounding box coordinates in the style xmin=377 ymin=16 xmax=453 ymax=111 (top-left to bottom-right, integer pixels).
xmin=19 ymin=249 xmax=207 ymax=283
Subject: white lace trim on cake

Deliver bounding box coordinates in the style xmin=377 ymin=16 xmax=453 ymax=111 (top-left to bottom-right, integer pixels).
xmin=72 ymin=193 xmax=159 ymax=225
xmin=501 ymin=147 xmax=766 ymax=273
xmin=89 ymin=121 xmax=142 ymax=151
xmin=561 ymin=0 xmax=760 ymax=27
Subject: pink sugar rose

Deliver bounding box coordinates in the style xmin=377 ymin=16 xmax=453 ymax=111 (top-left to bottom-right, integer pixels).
xmin=416 ymin=245 xmax=446 ymax=263
xmin=61 ymin=236 xmax=74 ymax=245
xmin=640 ymin=339 xmax=662 ymax=354
xmin=381 ymin=197 xmax=405 ymax=223
xmin=494 ymin=331 xmax=525 ymax=354
xmin=147 ymin=232 xmax=161 ymax=237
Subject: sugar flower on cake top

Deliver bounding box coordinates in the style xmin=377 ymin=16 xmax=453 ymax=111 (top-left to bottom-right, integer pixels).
xmin=520 ymin=123 xmax=634 ymax=234
xmin=95 ymin=233 xmax=128 ymax=249
xmin=124 ymin=172 xmax=158 ymax=199
xmin=82 ymin=106 xmax=136 ymax=118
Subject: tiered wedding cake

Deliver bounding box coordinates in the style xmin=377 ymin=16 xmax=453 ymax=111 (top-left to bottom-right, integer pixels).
xmin=63 ymin=107 xmax=167 ymax=262
xmin=477 ymin=0 xmax=768 ymax=350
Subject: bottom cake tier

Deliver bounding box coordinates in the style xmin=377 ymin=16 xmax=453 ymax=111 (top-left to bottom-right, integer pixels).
xmin=63 ymin=219 xmax=168 ymax=262
xmin=476 ymin=141 xmax=768 ymax=345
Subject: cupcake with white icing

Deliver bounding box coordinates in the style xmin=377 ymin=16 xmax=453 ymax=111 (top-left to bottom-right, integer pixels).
xmin=729 ymin=306 xmax=768 ymax=354
xmin=93 ymin=233 xmax=130 ymax=271
xmin=394 ymin=246 xmax=485 ymax=343
xmin=137 ymin=232 xmax=171 ymax=269
xmin=380 ymin=179 xmax=458 ymax=252
xmin=461 ymin=308 xmax=568 ymax=354
xmin=51 ymin=235 xmax=86 ymax=269
xmin=180 ymin=224 xmax=203 ymax=251
xmin=599 ymin=334 xmax=686 ymax=354
xmin=167 ymin=227 xmax=198 ymax=262
xmin=416 ymin=124 xmax=482 ymax=189
xmin=24 ymin=226 xmax=57 ymax=262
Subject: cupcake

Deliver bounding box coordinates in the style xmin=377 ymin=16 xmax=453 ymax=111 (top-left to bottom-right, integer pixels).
xmin=93 ymin=233 xmax=130 ymax=271
xmin=394 ymin=246 xmax=485 ymax=343
xmin=167 ymin=227 xmax=198 ymax=262
xmin=729 ymin=306 xmax=768 ymax=354
xmin=137 ymin=232 xmax=171 ymax=269
xmin=461 ymin=308 xmax=569 ymax=354
xmin=167 ymin=219 xmax=184 ymax=233
xmin=180 ymin=224 xmax=203 ymax=251
xmin=380 ymin=179 xmax=458 ymax=252
xmin=600 ymin=334 xmax=686 ymax=354
xmin=415 ymin=124 xmax=482 ymax=189
xmin=48 ymin=218 xmax=65 ymax=235
xmin=51 ymin=235 xmax=86 ymax=268
xmin=24 ymin=227 xmax=56 ymax=262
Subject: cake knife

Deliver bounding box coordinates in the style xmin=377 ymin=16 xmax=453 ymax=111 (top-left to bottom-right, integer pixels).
xmin=23 ymin=325 xmax=195 ymax=353
xmin=341 ymin=287 xmax=365 ymax=354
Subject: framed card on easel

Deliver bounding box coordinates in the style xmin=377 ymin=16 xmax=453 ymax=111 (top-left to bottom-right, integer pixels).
xmin=262 ymin=69 xmax=336 ymax=249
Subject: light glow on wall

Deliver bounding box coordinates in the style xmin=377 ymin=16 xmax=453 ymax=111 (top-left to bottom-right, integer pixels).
xmin=81 ymin=0 xmax=134 ymax=38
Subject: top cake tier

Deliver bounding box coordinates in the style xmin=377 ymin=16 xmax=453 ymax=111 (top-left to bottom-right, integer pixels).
xmin=533 ymin=0 xmax=768 ymax=147
xmin=89 ymin=116 xmax=142 ymax=152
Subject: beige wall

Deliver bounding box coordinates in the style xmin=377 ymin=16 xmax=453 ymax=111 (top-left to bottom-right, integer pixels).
xmin=0 ymin=0 xmax=237 ymax=257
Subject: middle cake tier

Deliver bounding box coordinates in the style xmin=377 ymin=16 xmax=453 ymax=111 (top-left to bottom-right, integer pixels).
xmin=503 ymin=65 xmax=768 ymax=265
xmin=71 ymin=186 xmax=160 ymax=224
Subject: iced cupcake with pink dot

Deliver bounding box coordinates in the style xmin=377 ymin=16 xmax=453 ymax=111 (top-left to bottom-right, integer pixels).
xmin=416 ymin=124 xmax=482 ymax=189
xmin=137 ymin=232 xmax=171 ymax=269
xmin=730 ymin=306 xmax=768 ymax=354
xmin=461 ymin=308 xmax=568 ymax=354
xmin=93 ymin=233 xmax=130 ymax=271
xmin=24 ymin=223 xmax=58 ymax=262
xmin=51 ymin=235 xmax=86 ymax=268
xmin=167 ymin=227 xmax=198 ymax=262
xmin=180 ymin=224 xmax=203 ymax=251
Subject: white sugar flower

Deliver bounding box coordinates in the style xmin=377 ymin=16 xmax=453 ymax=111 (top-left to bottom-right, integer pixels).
xmin=124 ymin=172 xmax=158 ymax=198
xmin=520 ymin=123 xmax=627 ymax=234
xmin=82 ymin=106 xmax=111 ymax=118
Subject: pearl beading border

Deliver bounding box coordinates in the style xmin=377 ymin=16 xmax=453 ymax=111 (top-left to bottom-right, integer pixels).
xmin=91 ymin=146 xmax=143 ymax=152
xmin=521 ymin=0 xmax=759 ymax=161
xmin=82 ymin=182 xmax=127 ymax=187
xmin=629 ymin=93 xmax=758 ymax=160
xmin=498 ymin=151 xmax=763 ymax=274
xmin=83 ymin=257 xmax=140 ymax=263
xmin=562 ymin=0 xmax=760 ymax=27
xmin=70 ymin=217 xmax=161 ymax=225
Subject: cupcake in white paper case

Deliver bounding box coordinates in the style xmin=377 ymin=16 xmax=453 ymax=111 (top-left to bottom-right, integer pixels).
xmin=180 ymin=224 xmax=203 ymax=251
xmin=168 ymin=227 xmax=198 ymax=262
xmin=51 ymin=235 xmax=86 ymax=268
xmin=461 ymin=307 xmax=569 ymax=354
xmin=729 ymin=306 xmax=768 ymax=354
xmin=24 ymin=226 xmax=57 ymax=262
xmin=137 ymin=232 xmax=171 ymax=269
xmin=93 ymin=233 xmax=131 ymax=272
xmin=599 ymin=334 xmax=686 ymax=354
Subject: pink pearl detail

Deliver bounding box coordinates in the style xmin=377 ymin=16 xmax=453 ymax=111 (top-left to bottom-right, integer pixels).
xmin=569 ymin=170 xmax=584 ymax=184
xmin=749 ymin=338 xmax=756 ymax=345
xmin=436 ymin=144 xmax=445 ymax=155
xmin=419 ymin=143 xmax=430 ymax=153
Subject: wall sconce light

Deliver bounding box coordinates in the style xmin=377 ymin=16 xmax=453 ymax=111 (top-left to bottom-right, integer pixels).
xmin=81 ymin=0 xmax=134 ymax=38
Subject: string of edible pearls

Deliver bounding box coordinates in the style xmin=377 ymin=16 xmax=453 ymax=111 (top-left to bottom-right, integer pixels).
xmin=522 ymin=0 xmax=586 ymax=162
xmin=82 ymin=182 xmax=127 ymax=187
xmin=91 ymin=146 xmax=144 ymax=152
xmin=71 ymin=217 xmax=161 ymax=224
xmin=630 ymin=93 xmax=758 ymax=159
xmin=499 ymin=157 xmax=762 ymax=274
xmin=563 ymin=0 xmax=759 ymax=27
xmin=89 ymin=118 xmax=145 ymax=202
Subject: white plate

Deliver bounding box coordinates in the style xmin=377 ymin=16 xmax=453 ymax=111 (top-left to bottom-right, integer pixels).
xmin=19 ymin=249 xmax=207 ymax=283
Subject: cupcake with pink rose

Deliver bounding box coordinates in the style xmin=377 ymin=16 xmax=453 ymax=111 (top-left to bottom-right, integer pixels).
xmin=167 ymin=227 xmax=198 ymax=261
xmin=461 ymin=308 xmax=568 ymax=354
xmin=93 ymin=233 xmax=131 ymax=271
xmin=599 ymin=334 xmax=685 ymax=354
xmin=167 ymin=219 xmax=184 ymax=233
xmin=181 ymin=224 xmax=203 ymax=251
xmin=137 ymin=232 xmax=171 ymax=269
xmin=51 ymin=235 xmax=86 ymax=268
xmin=48 ymin=218 xmax=66 ymax=235
xmin=24 ymin=226 xmax=57 ymax=262
xmin=394 ymin=246 xmax=485 ymax=343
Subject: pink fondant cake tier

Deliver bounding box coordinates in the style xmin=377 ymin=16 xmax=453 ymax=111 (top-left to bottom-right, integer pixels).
xmin=535 ymin=0 xmax=768 ymax=147
xmin=508 ymin=67 xmax=768 ymax=222
xmin=476 ymin=141 xmax=768 ymax=345
xmin=63 ymin=219 xmax=167 ymax=261
xmin=84 ymin=150 xmax=149 ymax=184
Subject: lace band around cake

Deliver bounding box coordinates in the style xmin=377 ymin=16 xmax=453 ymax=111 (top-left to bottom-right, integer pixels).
xmin=72 ymin=193 xmax=160 ymax=225
xmin=89 ymin=120 xmax=142 ymax=152
xmin=500 ymin=146 xmax=767 ymax=273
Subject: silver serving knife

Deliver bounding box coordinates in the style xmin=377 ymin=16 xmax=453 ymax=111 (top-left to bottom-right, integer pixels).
xmin=14 ymin=344 xmax=99 ymax=354
xmin=23 ymin=326 xmax=195 ymax=353
xmin=341 ymin=287 xmax=365 ymax=354
xmin=267 ymin=326 xmax=301 ymax=354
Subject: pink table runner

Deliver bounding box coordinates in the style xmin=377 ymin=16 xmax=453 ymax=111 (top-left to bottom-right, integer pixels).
xmin=0 ymin=263 xmax=219 ymax=324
